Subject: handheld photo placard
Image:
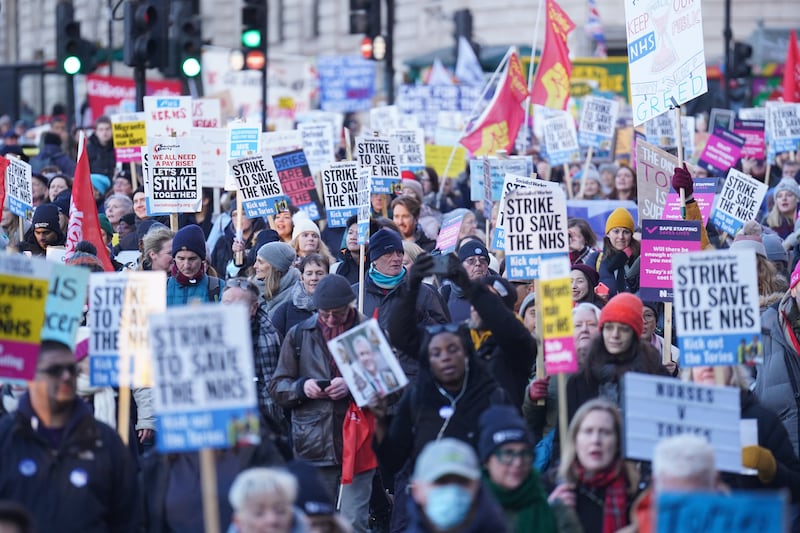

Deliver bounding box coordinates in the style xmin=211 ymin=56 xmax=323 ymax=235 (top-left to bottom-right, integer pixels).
xmin=327 ymin=318 xmax=408 ymax=408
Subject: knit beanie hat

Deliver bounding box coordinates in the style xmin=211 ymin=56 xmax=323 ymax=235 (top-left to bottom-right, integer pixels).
xmin=90 ymin=173 xmax=111 ymax=196
xmin=401 ymin=178 xmax=424 ymax=202
xmin=97 ymin=214 xmax=114 ymax=237
xmin=774 ymin=178 xmax=800 ymax=200
xmin=257 ymin=241 xmax=296 ymax=273
xmin=312 ymin=274 xmax=355 ymax=310
xmin=32 ymin=204 xmax=61 ymax=234
xmin=477 ymin=405 xmax=532 ymax=462
xmin=66 ymin=244 xmax=105 ymax=272
xmin=730 ymin=232 xmax=767 ymax=258
xmin=292 ymin=212 xmax=320 ymax=241
xmin=458 ymin=241 xmax=490 ymax=262
xmin=52 ymin=189 xmax=71 ymax=215
xmin=605 ymin=207 xmax=635 ymax=235
xmin=519 ymin=292 xmax=536 ymax=317
xmin=599 ymin=292 xmax=644 ymax=338
xmin=136 ymin=220 xmax=168 ymax=242
xmin=74 ymin=326 xmax=91 ymax=361
xmin=762 ymin=231 xmax=788 ymax=264
xmin=171 ymin=224 xmax=207 ymax=259
xmin=369 ymin=228 xmax=404 ymax=262
xmin=253 ymin=229 xmax=280 ymax=251
xmin=572 ymin=264 xmax=600 ymax=288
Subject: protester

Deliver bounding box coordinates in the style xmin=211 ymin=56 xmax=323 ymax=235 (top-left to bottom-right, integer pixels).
xmin=90 ymin=173 xmax=112 ymax=209
xmin=576 ymin=166 xmax=605 ymax=200
xmin=269 ymin=274 xmax=372 ymax=532
xmin=607 ymin=164 xmax=637 ymax=202
xmin=568 ymin=218 xmax=598 ymax=265
xmin=210 ymin=205 xmax=266 ymax=279
xmin=585 ymin=207 xmax=641 ymax=296
xmin=273 ymin=206 xmax=297 ymax=243
xmin=291 ymin=213 xmax=336 ymax=265
xmin=519 ymin=291 xmax=537 ymax=336
xmin=477 ymin=405 xmax=561 ymax=532
xmin=273 ymin=253 xmax=330 ymax=339
xmin=0 ymin=341 xmax=139 ymax=531
xmin=29 ymin=132 xmax=75 ymax=175
xmin=104 ymin=193 xmax=134 ymax=227
xmin=419 ymin=166 xmax=440 ymax=212
xmin=403 ymin=438 xmax=508 ymax=533
xmin=571 ymin=263 xmax=604 ymax=307
xmin=391 ymin=195 xmax=436 ymax=252
xmin=112 ymin=170 xmax=134 ymax=198
xmin=87 ymin=115 xmax=116 ymax=178
xmin=253 ymin=241 xmax=301 ymax=319
xmin=332 ymin=215 xmax=373 ymax=284
xmin=287 ymin=460 xmax=352 ymax=533
xmin=19 ymin=203 xmax=65 ymax=256
xmin=166 ymin=224 xmax=222 ymax=306
xmin=132 ymin=187 xmax=148 ymax=221
xmin=47 ymin=174 xmax=71 ymax=203
xmin=440 ymin=240 xmax=492 ymax=322
xmin=31 ymin=174 xmax=49 ymax=207
xmin=139 ymin=226 xmax=174 ymax=272
xmin=641 ymin=302 xmax=678 ymax=365
xmin=763 ymin=178 xmax=800 ymax=239
xmin=548 ymin=399 xmax=635 ymax=533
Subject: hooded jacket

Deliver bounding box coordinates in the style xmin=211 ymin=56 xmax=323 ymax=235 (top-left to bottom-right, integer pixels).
xmin=0 ymin=394 xmax=139 ymax=532
xmin=86 ymin=133 xmax=116 ymax=178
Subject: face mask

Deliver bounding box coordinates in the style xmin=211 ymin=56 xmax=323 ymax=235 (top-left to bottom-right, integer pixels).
xmin=424 ymin=483 xmax=473 ymax=530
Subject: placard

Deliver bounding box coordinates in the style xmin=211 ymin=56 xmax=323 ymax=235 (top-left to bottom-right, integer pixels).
xmin=194 ymin=127 xmax=228 ymax=189
xmin=118 ymin=271 xmax=165 ymax=389
xmin=224 ymin=121 xmax=263 ymax=191
xmin=327 ymin=319 xmax=408 ymax=407
xmin=150 ymin=303 xmax=259 ymax=453
xmin=542 ymin=113 xmax=580 ymax=166
xmin=0 ymin=255 xmax=50 ymax=381
xmin=645 ymin=113 xmax=675 ymax=147
xmin=425 ymin=144 xmax=468 ymax=179
xmin=624 ymin=0 xmax=707 ymax=125
xmin=623 ymin=373 xmax=741 ymax=473
xmin=111 ymin=112 xmax=146 ymax=163
xmin=578 ymin=95 xmax=619 ymax=149
xmin=389 ymin=128 xmax=426 ymax=172
xmin=89 ymin=273 xmax=128 ymax=386
xmin=503 ymin=182 xmax=569 ymax=280
xmin=317 ymin=55 xmax=376 ymax=113
xmin=370 ymin=106 xmax=399 ymax=135
xmin=709 ymin=169 xmax=768 ymax=236
xmin=5 ymin=156 xmax=32 ymax=219
xmin=322 ymin=161 xmax=359 ymax=228
xmin=639 ymin=219 xmax=702 ymax=302
xmin=298 ymin=122 xmax=336 ymax=176
xmin=636 ymin=140 xmax=678 ymax=222
xmin=143 ymin=95 xmax=192 ymax=137
xmin=697 ymin=128 xmax=745 ymax=176
xmin=708 ymin=108 xmax=736 ymax=132
xmin=766 ymin=102 xmax=800 ymax=153
xmin=42 ymin=262 xmax=89 ymax=348
xmin=273 ymin=149 xmax=322 ymax=221
xmin=657 ymin=492 xmax=785 ymax=533
xmin=261 ymin=129 xmax=303 ymax=157
xmin=539 ymin=256 xmax=577 ymax=374
xmin=435 ymin=211 xmax=464 ymax=254
xmin=146 ymin=136 xmax=202 ymax=213
xmin=468 ymin=156 xmax=533 ymax=202
xmin=228 ymin=154 xmax=287 ymax=218
xmin=192 ymin=98 xmax=221 ymax=128
xmin=672 ymin=249 xmax=761 ymax=367
xmin=141 ymin=151 xmax=169 ymax=217
xmin=356 ymin=167 xmax=371 ymax=245
xmin=355 ymin=136 xmax=402 ymax=194
xmin=733 ymin=119 xmax=766 ymax=160
xmin=493 ymin=173 xmax=539 ymax=250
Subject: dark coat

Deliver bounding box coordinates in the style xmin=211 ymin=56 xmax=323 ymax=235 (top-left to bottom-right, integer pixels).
xmin=585 ymin=249 xmax=640 ymax=297
xmin=404 ymin=484 xmax=509 ymax=533
xmin=86 ymin=133 xmax=116 ymax=178
xmin=271 ymin=282 xmax=316 ymax=340
xmin=209 ymin=217 xmax=266 ymax=278
xmin=0 ymin=395 xmax=139 ymax=533
xmin=30 ymin=143 xmax=76 ymax=176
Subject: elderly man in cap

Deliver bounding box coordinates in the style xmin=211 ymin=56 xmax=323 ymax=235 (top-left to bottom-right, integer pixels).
xmin=166 ymin=224 xmax=222 ymax=306
xmin=440 ymin=239 xmax=493 ymax=322
xmin=354 ymin=228 xmax=449 ymax=376
xmin=270 ymin=274 xmax=373 ymax=533
xmin=407 ymin=438 xmax=507 ymax=533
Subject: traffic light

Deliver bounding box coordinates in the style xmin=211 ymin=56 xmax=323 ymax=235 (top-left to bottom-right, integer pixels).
xmin=56 ymin=1 xmax=97 ymax=75
xmin=165 ymin=0 xmax=203 ymax=78
xmin=123 ymin=1 xmax=168 ymax=69
xmin=241 ymin=0 xmax=266 ymax=70
xmin=349 ymin=0 xmax=380 ymax=37
xmin=454 ymin=9 xmax=473 ymax=42
xmin=730 ymin=41 xmax=753 ymax=79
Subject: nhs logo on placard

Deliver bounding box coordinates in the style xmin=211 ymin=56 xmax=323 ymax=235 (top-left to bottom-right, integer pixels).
xmin=157 ymin=99 xmax=181 ymax=108
xmin=628 ymin=32 xmax=656 ymax=64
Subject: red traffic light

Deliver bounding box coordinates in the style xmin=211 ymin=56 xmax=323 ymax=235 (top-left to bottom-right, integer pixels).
xmin=360 ymin=36 xmax=372 ymax=59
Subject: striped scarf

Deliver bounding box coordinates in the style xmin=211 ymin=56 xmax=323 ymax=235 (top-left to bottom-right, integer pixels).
xmin=574 ymin=460 xmax=629 ymax=533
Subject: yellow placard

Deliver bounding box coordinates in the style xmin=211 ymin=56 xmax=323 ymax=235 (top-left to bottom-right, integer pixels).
xmin=539 ymin=277 xmax=574 ymax=340
xmin=425 ymin=144 xmax=467 ymax=179
xmin=0 ymin=274 xmax=48 ymax=343
xmin=112 ymin=120 xmax=147 ymax=149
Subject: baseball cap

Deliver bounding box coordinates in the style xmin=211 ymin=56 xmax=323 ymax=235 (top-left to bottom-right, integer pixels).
xmin=412 ymin=438 xmax=480 ymax=483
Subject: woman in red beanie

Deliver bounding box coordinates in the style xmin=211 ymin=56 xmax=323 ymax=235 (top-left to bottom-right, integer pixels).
xmin=565 ymin=292 xmax=671 ymax=424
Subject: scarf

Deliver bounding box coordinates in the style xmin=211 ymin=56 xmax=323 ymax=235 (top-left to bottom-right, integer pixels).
xmin=574 ymin=461 xmax=629 ymax=533
xmin=368 ymin=264 xmax=406 ymax=290
xmin=291 ymin=280 xmax=316 ymax=311
xmin=76 ymin=374 xmax=117 ymax=429
xmin=318 ymin=307 xmax=356 ymax=342
xmin=170 ymin=261 xmax=206 ymax=286
xmin=482 ymin=470 xmax=557 ymax=533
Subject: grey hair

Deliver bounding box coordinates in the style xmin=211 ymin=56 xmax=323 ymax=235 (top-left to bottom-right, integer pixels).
xmin=572 ymin=302 xmax=602 ymax=321
xmin=104 ymin=193 xmax=133 ymax=212
xmin=228 ymin=467 xmax=298 ymax=511
xmin=652 ymin=434 xmax=716 ymax=491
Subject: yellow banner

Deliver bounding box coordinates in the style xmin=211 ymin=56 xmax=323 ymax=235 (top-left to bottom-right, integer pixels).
xmin=0 ymin=274 xmax=48 ymax=343
xmin=540 ymin=277 xmax=574 ymax=340
xmin=425 ymin=144 xmax=467 ymax=179
xmin=112 ymin=120 xmax=147 ymax=149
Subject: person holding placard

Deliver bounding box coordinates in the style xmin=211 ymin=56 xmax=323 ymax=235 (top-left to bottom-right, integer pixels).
xmin=166 ymin=224 xmax=222 ymax=306
xmin=87 ymin=115 xmax=116 ymax=179
xmin=273 ymin=206 xmax=297 ymax=244
xmin=290 ymin=214 xmax=336 ymax=267
xmin=684 ymin=365 xmax=800 ymax=502
xmin=332 ymin=215 xmax=379 ymax=285
xmin=0 ymin=341 xmax=139 ymax=531
xmin=391 ymin=196 xmax=436 ymax=252
xmin=585 ymin=208 xmax=640 ymax=297
xmin=548 ymin=399 xmax=635 ymax=533
xmin=210 ymin=205 xmax=267 ymax=279
xmin=269 ymin=274 xmax=373 ymax=533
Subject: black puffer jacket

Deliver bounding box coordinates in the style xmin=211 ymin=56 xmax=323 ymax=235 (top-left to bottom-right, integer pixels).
xmin=87 ymin=133 xmax=116 ymax=178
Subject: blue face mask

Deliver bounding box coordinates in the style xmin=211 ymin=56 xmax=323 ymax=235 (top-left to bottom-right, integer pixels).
xmin=424 ymin=483 xmax=474 ymax=530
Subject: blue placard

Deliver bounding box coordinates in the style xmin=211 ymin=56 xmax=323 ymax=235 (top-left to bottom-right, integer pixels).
xmin=156 ymin=408 xmax=261 ymax=453
xmin=657 ymin=491 xmax=785 ymax=533
xmin=468 ymin=157 xmax=533 ymax=202
xmin=318 ymin=56 xmax=376 ymax=113
xmin=42 ymin=263 xmax=89 ymax=348
xmin=566 ymin=200 xmax=639 ymax=244
xmin=505 ymin=251 xmax=568 ymax=281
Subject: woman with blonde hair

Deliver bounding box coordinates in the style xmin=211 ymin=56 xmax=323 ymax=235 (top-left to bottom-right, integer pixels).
xmin=290 ymin=213 xmax=335 ymax=266
xmin=253 ymin=241 xmax=301 ymax=319
xmin=763 ymin=178 xmax=800 ymax=239
xmin=139 ymin=226 xmax=174 ymax=272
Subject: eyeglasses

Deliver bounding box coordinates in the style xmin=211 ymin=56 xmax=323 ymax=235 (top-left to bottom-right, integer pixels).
xmin=464 ymin=257 xmax=489 ymax=267
xmin=425 ymin=323 xmax=461 ymax=335
xmin=225 ymin=277 xmax=260 ymax=297
xmin=318 ymin=306 xmax=351 ymax=321
xmin=642 ymin=312 xmax=657 ymax=321
xmin=492 ymin=448 xmax=534 ymax=465
xmin=37 ymin=363 xmax=78 ymax=378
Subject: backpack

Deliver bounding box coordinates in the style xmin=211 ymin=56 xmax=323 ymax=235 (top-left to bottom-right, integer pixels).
xmin=207 ymin=276 xmax=221 ymax=302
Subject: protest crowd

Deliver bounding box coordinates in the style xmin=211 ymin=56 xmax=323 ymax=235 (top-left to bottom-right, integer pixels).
xmin=2 ymin=3 xmax=800 ymax=533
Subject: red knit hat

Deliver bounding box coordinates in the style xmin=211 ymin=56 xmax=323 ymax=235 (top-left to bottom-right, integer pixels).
xmin=599 ymin=292 xmax=644 ymax=338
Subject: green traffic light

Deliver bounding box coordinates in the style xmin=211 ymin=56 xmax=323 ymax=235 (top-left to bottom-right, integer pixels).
xmin=63 ymin=56 xmax=82 ymax=75
xmin=181 ymin=57 xmax=201 ymax=77
xmin=241 ymin=29 xmax=262 ymax=49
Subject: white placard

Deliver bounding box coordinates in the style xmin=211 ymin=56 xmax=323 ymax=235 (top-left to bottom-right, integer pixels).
xmin=709 ymin=168 xmax=768 ymax=236
xmin=5 ymin=156 xmax=32 ymax=218
xmin=322 ymin=161 xmax=360 ymax=228
xmin=192 ymin=98 xmax=222 ymax=128
xmin=355 ymin=136 xmax=402 ymax=194
xmin=228 ymin=154 xmax=287 ymax=218
xmin=389 ymin=128 xmax=426 ymax=171
xmin=298 ymin=122 xmax=336 ymax=176
xmin=143 ymin=96 xmax=192 ymax=137
xmin=146 ymin=136 xmax=203 ymax=213
xmin=578 ymin=95 xmax=619 ymax=149
xmin=193 ymin=127 xmax=228 ymax=189
xmin=542 ymin=113 xmax=580 ymax=166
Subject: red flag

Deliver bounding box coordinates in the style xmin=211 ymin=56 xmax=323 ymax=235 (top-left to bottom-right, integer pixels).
xmin=783 ymin=30 xmax=800 ymax=103
xmin=460 ymin=49 xmax=529 ymax=156
xmin=65 ymin=133 xmax=114 ymax=271
xmin=530 ymin=0 xmax=575 ymax=110
xmin=0 ymin=158 xmax=8 ymax=216
xmin=340 ymin=401 xmax=377 ymax=485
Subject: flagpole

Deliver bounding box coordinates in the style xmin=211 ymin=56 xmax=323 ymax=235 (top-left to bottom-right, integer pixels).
xmin=441 ymin=47 xmax=515 ymax=180
xmin=523 ymin=0 xmax=546 ymax=151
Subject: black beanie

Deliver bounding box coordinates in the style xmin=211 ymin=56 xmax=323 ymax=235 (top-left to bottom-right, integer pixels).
xmin=368 ymin=228 xmax=403 ymax=263
xmin=312 ymin=274 xmax=355 ymax=310
xmin=171 ymin=224 xmax=206 ymax=259
xmin=32 ymin=204 xmax=61 ymax=234
xmin=478 ymin=405 xmax=532 ymax=462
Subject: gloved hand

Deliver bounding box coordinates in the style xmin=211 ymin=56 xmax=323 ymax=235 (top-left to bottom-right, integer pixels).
xmin=408 ymin=253 xmax=434 ymax=289
xmin=446 ymin=258 xmax=471 ymax=292
xmin=742 ymin=445 xmax=777 ymax=484
xmin=528 ymin=376 xmax=550 ymax=402
xmin=671 ymin=162 xmax=694 ymax=197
